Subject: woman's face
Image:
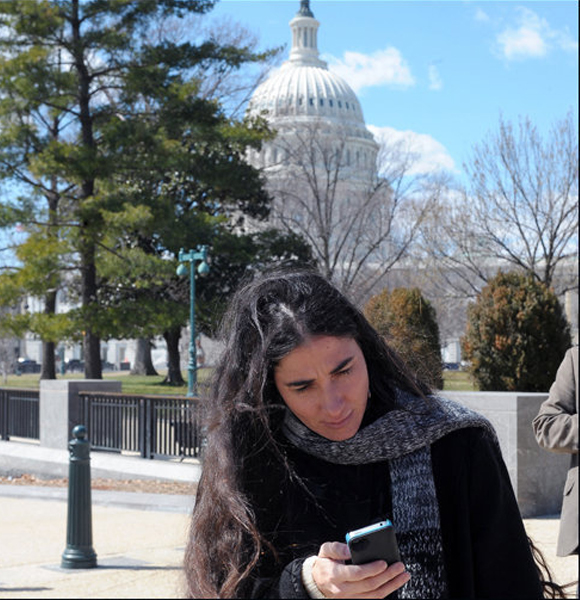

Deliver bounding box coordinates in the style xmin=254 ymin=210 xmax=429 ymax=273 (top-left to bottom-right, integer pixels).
xmin=274 ymin=335 xmax=369 ymax=441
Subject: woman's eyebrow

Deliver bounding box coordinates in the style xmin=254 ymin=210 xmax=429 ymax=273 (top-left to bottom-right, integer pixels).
xmin=330 ymin=356 xmax=354 ymax=374
xmin=285 ymin=356 xmax=355 ymax=387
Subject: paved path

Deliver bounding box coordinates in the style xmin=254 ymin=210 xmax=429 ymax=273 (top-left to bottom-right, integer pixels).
xmin=524 ymin=516 xmax=579 ymax=596
xmin=0 ymin=486 xmax=578 ymax=599
xmin=0 ymin=441 xmax=577 ymax=598
xmin=0 ymin=440 xmax=196 ymax=598
xmin=0 ymin=491 xmax=190 ymax=599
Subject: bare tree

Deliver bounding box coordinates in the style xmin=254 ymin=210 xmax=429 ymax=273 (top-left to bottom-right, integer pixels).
xmin=264 ymin=120 xmax=446 ymax=302
xmin=420 ymin=111 xmax=578 ymax=298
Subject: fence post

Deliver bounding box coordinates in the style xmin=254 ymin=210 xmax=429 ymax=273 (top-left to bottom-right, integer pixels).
xmin=145 ymin=397 xmax=153 ymax=459
xmin=61 ymin=425 xmax=97 ymax=569
xmin=0 ymin=389 xmax=8 ymax=440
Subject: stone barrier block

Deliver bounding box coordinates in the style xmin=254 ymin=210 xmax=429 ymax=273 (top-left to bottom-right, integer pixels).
xmin=444 ymin=392 xmax=569 ymax=518
xmin=40 ymin=380 xmax=122 ymax=451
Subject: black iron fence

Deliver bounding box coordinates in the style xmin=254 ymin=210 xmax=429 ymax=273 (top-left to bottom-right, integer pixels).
xmin=0 ymin=387 xmax=204 ymax=460
xmin=0 ymin=387 xmax=40 ymax=441
xmin=79 ymin=391 xmax=204 ymax=459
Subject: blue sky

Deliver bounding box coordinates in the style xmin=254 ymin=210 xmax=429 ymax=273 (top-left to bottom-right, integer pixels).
xmin=209 ymin=0 xmax=579 ymax=176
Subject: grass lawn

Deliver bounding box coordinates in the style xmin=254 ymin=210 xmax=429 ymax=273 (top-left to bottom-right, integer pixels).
xmin=442 ymin=370 xmax=478 ymax=392
xmin=2 ymin=367 xmax=477 ymax=395
xmin=0 ymin=368 xmax=213 ymax=397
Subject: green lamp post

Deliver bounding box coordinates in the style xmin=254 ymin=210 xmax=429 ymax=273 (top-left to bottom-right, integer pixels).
xmin=176 ymin=246 xmax=210 ymax=396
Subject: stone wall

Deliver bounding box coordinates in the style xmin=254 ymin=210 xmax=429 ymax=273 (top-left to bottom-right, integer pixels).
xmin=444 ymin=392 xmax=569 ymax=518
xmin=39 ymin=380 xmax=122 ymax=451
xmin=29 ymin=384 xmax=570 ymax=518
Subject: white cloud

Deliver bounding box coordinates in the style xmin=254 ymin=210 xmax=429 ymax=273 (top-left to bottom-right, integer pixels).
xmin=428 ymin=64 xmax=443 ymax=91
xmin=368 ymin=125 xmax=456 ymax=175
xmin=496 ymin=7 xmax=578 ymax=61
xmin=475 ymin=8 xmax=491 ymax=23
xmin=326 ymin=47 xmax=415 ymax=93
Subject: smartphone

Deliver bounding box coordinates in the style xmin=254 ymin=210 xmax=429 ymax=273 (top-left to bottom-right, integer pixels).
xmin=345 ymin=520 xmax=401 ymax=565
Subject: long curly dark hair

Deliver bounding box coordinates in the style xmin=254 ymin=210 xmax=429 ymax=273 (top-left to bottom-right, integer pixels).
xmin=183 ymin=268 xmax=570 ymax=598
xmin=184 ymin=269 xmax=428 ymax=597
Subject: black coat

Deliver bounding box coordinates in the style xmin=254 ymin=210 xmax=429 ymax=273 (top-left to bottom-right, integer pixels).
xmin=240 ymin=426 xmax=543 ymax=598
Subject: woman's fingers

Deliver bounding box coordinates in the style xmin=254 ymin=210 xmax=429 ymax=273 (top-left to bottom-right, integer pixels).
xmin=366 ymin=566 xmax=411 ymax=599
xmin=317 ymin=541 xmax=351 ymax=562
xmin=313 ymin=543 xmax=410 ymax=599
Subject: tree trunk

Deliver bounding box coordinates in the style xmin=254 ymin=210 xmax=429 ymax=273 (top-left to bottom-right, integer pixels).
xmin=81 ymin=245 xmax=102 ymax=379
xmin=84 ymin=330 xmax=102 ymax=379
xmin=40 ymin=289 xmax=57 ymax=380
xmin=73 ymin=0 xmax=101 ymax=380
xmin=41 ymin=169 xmax=60 ymax=381
xmin=40 ymin=341 xmax=56 ymax=380
xmin=162 ymin=327 xmax=185 ymax=386
xmin=131 ymin=337 xmax=159 ymax=376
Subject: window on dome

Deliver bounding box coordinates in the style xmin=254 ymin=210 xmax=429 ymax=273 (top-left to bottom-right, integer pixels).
xmin=320 ymin=99 xmax=324 ymax=106
xmin=329 ymin=99 xmax=333 ymax=107
xmin=309 ymin=98 xmax=314 ymax=106
xmin=345 ymin=102 xmax=349 ymax=109
xmin=338 ymin=101 xmax=342 ymax=108
xmin=298 ymin=97 xmax=303 ymax=105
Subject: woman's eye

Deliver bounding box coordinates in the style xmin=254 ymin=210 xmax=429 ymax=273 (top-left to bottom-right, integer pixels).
xmin=337 ymin=367 xmax=352 ymax=377
xmin=294 ymin=384 xmax=310 ymax=393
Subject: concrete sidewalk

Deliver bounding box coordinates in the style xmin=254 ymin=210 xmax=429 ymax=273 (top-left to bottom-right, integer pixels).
xmin=0 ymin=439 xmax=197 ymax=598
xmin=0 ymin=490 xmax=191 ymax=599
xmin=0 ymin=439 xmax=202 ymax=484
xmin=0 ymin=441 xmax=578 ymax=599
xmin=1 ymin=488 xmax=578 ymax=599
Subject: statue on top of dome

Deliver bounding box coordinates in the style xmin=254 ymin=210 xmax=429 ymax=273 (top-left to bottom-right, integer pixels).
xmin=297 ymin=0 xmax=314 ymax=18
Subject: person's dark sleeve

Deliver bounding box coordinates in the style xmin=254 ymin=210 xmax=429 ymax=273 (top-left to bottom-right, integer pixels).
xmin=467 ymin=429 xmax=544 ymax=598
xmin=240 ymin=558 xmax=309 ymax=599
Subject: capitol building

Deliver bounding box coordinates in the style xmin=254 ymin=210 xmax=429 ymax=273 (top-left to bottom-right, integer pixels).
xmin=247 ymin=0 xmax=378 ymax=178
xmin=245 ymin=0 xmax=395 ymax=299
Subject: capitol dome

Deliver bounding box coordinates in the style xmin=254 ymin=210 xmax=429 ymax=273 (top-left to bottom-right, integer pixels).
xmin=247 ymin=0 xmax=378 ymax=172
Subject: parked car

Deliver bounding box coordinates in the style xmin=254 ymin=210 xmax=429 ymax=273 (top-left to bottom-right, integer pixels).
xmin=16 ymin=357 xmax=41 ymax=374
xmin=65 ymin=358 xmax=84 ymax=372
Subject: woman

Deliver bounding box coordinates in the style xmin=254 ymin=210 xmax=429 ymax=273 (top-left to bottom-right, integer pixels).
xmin=184 ymin=270 xmax=562 ymax=598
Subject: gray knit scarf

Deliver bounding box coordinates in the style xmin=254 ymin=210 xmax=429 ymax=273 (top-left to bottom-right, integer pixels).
xmin=282 ymin=389 xmax=497 ymax=599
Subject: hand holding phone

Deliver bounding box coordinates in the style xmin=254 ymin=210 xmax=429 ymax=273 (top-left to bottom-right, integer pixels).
xmin=346 ymin=520 xmax=401 ymax=565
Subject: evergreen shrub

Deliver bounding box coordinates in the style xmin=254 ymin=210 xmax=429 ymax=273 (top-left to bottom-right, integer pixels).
xmin=364 ymin=287 xmax=444 ymax=389
xmin=461 ymin=271 xmax=571 ymax=392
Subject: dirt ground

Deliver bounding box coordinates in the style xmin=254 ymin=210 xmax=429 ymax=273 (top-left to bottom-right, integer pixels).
xmin=0 ymin=473 xmax=197 ymax=495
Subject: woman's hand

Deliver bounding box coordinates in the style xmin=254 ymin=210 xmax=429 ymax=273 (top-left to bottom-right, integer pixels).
xmin=311 ymin=542 xmax=410 ymax=599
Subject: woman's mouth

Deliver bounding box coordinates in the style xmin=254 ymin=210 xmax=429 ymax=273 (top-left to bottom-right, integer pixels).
xmin=323 ymin=411 xmax=353 ymax=429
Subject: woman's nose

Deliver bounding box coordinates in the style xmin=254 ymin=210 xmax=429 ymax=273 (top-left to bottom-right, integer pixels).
xmin=321 ymin=383 xmax=344 ymax=415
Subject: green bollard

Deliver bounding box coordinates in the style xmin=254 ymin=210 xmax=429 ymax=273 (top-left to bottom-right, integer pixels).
xmin=61 ymin=425 xmax=98 ymax=569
